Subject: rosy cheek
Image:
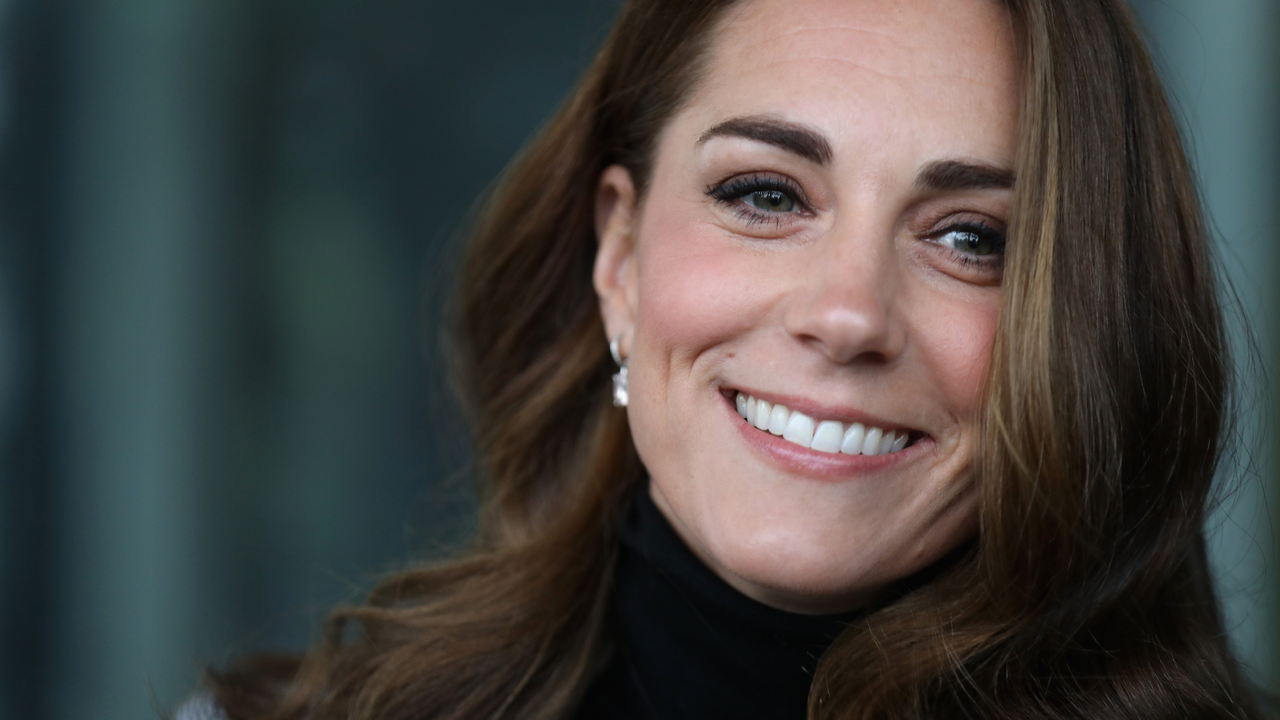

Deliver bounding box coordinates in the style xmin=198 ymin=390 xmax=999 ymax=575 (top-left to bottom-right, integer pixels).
xmin=635 ymin=215 xmax=769 ymax=359
xmin=917 ymin=296 xmax=1000 ymax=417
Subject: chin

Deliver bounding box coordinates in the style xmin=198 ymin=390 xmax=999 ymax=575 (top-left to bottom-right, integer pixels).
xmin=724 ymin=530 xmax=883 ymax=599
xmin=688 ymin=488 xmax=978 ymax=615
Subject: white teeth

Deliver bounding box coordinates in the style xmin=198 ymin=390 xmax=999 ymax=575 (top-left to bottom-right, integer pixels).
xmin=862 ymin=426 xmax=883 ymax=456
xmin=811 ymin=420 xmax=843 ymax=453
xmin=841 ymin=423 xmax=865 ymax=454
xmin=782 ymin=411 xmax=815 ymax=448
xmin=754 ymin=400 xmax=772 ymax=431
xmin=768 ymin=404 xmax=790 ymax=435
xmin=734 ymin=392 xmax=912 ymax=457
xmin=891 ymin=432 xmax=908 ymax=453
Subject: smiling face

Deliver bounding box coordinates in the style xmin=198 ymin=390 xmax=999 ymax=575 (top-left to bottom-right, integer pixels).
xmin=593 ymin=0 xmax=1019 ymax=614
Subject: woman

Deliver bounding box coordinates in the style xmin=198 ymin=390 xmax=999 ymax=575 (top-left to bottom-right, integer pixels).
xmin=198 ymin=0 xmax=1267 ymax=718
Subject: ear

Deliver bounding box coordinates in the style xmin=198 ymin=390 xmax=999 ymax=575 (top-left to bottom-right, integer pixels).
xmin=593 ymin=165 xmax=640 ymax=356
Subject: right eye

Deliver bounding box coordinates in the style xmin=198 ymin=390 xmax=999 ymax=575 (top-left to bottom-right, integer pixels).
xmin=706 ymin=173 xmax=811 ymax=225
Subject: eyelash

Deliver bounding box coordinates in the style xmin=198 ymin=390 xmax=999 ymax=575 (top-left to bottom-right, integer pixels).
xmin=705 ymin=174 xmax=810 ymax=226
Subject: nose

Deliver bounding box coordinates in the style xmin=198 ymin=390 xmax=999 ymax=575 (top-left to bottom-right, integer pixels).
xmin=782 ymin=219 xmax=906 ymax=365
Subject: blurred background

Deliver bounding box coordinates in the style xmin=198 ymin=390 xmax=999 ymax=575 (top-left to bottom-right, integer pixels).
xmin=0 ymin=1 xmax=1274 ymax=719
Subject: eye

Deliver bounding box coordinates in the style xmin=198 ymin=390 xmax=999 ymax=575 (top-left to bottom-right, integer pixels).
xmin=743 ymin=189 xmax=796 ymax=213
xmin=706 ymin=173 xmax=810 ymax=225
xmin=932 ymin=222 xmax=1005 ymax=257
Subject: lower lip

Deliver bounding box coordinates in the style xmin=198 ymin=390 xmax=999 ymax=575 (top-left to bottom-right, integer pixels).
xmin=721 ymin=391 xmax=929 ymax=480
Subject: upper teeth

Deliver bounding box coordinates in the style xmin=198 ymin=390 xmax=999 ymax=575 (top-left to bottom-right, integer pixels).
xmin=734 ymin=392 xmax=910 ymax=456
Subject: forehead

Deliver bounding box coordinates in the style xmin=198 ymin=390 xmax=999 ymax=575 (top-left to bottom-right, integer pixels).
xmin=680 ymin=0 xmax=1020 ymax=170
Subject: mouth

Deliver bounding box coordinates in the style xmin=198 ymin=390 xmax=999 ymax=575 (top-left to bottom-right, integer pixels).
xmin=728 ymin=390 xmax=923 ymax=457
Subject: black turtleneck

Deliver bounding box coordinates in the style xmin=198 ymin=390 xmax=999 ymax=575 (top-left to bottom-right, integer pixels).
xmin=574 ymin=486 xmax=864 ymax=720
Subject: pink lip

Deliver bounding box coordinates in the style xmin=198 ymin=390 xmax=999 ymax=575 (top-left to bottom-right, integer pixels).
xmin=719 ymin=390 xmax=931 ymax=480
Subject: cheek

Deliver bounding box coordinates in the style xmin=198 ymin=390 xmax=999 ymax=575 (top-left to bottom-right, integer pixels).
xmin=633 ymin=214 xmax=769 ymax=364
xmin=914 ymin=292 xmax=1000 ymax=417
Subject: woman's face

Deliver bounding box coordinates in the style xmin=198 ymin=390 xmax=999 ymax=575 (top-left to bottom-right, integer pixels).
xmin=595 ymin=0 xmax=1018 ymax=614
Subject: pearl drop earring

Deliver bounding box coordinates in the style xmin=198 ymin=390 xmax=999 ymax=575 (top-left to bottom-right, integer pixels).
xmin=610 ymin=335 xmax=629 ymax=407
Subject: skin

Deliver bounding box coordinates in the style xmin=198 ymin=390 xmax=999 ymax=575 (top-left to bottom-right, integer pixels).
xmin=594 ymin=0 xmax=1019 ymax=615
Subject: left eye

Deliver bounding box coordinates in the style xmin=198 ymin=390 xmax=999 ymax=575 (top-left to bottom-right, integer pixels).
xmin=935 ymin=225 xmax=1005 ymax=256
xmin=743 ymin=190 xmax=796 ymax=213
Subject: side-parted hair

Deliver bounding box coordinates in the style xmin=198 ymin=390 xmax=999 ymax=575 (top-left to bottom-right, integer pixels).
xmin=207 ymin=1 xmax=1265 ymax=718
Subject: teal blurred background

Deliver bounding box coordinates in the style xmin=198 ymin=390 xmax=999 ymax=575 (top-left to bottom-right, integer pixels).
xmin=0 ymin=1 xmax=1274 ymax=719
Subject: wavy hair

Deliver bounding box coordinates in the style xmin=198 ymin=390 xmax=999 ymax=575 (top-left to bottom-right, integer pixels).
xmin=205 ymin=1 xmax=1265 ymax=718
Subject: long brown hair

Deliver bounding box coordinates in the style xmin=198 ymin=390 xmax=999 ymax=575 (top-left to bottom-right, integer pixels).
xmin=206 ymin=1 xmax=1265 ymax=718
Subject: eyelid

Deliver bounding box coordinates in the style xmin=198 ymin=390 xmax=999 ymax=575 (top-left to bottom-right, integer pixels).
xmin=917 ymin=206 xmax=1006 ymax=234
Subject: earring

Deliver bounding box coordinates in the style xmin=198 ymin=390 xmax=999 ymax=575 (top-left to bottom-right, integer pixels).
xmin=610 ymin=335 xmax=629 ymax=407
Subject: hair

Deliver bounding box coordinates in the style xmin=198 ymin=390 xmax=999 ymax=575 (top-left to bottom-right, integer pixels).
xmin=204 ymin=0 xmax=1267 ymax=718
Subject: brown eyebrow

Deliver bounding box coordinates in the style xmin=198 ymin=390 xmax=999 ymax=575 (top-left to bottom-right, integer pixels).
xmin=698 ymin=118 xmax=1013 ymax=192
xmin=915 ymin=160 xmax=1015 ymax=193
xmin=698 ymin=115 xmax=833 ymax=166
